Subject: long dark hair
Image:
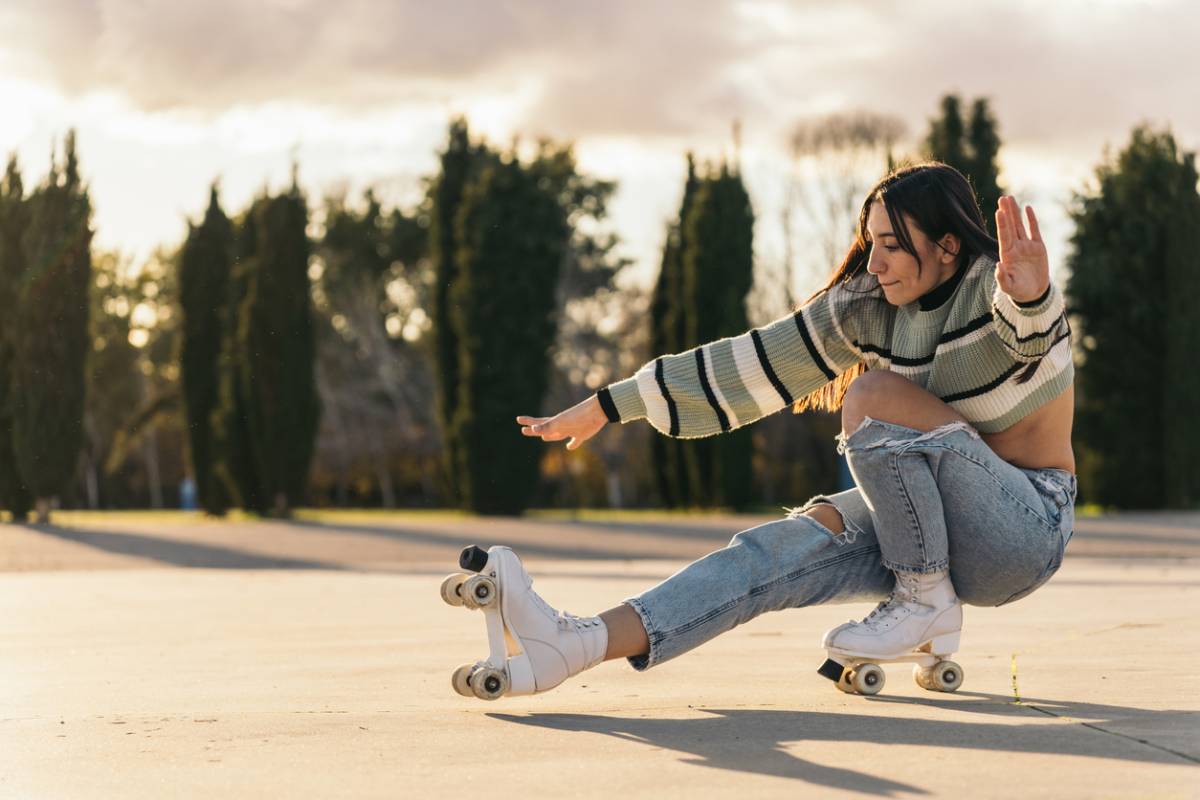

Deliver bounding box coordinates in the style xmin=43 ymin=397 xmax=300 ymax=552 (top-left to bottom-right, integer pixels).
xmin=793 ymin=162 xmax=999 ymax=414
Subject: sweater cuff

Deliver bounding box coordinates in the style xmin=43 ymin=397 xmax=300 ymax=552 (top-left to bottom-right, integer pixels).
xmin=1014 ymin=283 xmax=1051 ymax=309
xmin=602 ymin=376 xmax=646 ymax=424
xmin=595 ymin=387 xmax=620 ymax=424
xmin=992 ymin=280 xmax=1063 ymax=329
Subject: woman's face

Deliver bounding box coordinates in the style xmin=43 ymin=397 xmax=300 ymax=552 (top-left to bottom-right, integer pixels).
xmin=864 ymin=200 xmax=958 ymax=306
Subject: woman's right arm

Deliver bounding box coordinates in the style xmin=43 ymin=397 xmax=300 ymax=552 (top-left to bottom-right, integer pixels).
xmin=596 ymin=286 xmax=865 ymax=439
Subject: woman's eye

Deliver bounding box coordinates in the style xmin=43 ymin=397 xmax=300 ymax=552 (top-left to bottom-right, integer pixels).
xmin=884 ymin=245 xmax=900 ymax=252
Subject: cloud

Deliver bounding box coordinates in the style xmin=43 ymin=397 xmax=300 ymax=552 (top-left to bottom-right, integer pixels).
xmin=2 ymin=0 xmax=1196 ymax=154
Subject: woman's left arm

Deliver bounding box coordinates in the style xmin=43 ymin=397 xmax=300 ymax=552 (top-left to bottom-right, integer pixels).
xmin=989 ymin=195 xmax=1069 ymax=362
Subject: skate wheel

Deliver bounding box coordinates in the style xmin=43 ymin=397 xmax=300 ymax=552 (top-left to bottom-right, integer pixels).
xmin=851 ymin=663 xmax=885 ymax=695
xmin=462 ymin=575 xmax=498 ymax=610
xmin=931 ymin=660 xmax=964 ymax=692
xmin=914 ymin=660 xmax=963 ymax=692
xmin=451 ymin=663 xmax=474 ymax=696
xmin=835 ymin=668 xmax=855 ymax=694
xmin=440 ymin=573 xmax=468 ymax=607
xmin=470 ymin=665 xmax=509 ymax=701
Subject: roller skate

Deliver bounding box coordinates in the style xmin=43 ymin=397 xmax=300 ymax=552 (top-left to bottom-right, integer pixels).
xmin=440 ymin=545 xmax=607 ymax=700
xmin=817 ymin=569 xmax=965 ymax=696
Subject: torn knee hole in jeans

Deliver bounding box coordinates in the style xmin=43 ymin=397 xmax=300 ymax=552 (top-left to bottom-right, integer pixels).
xmin=835 ymin=416 xmax=979 ymax=456
xmin=784 ymin=498 xmax=862 ymax=546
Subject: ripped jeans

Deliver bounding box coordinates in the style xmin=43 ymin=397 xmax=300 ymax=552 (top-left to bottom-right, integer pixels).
xmin=624 ymin=417 xmax=1077 ymax=670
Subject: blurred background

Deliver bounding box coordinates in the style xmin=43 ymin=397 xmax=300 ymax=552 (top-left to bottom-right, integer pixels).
xmin=0 ymin=0 xmax=1196 ymax=522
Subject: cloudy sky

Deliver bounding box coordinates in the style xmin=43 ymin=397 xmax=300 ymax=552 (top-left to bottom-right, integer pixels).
xmin=0 ymin=0 xmax=1193 ymax=297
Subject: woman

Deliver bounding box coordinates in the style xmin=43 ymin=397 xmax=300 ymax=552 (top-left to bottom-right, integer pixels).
xmin=445 ymin=162 xmax=1077 ymax=700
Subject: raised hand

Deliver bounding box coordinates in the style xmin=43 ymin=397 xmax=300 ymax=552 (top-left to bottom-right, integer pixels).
xmin=994 ymin=195 xmax=1051 ymax=304
xmin=516 ymin=394 xmax=608 ymax=451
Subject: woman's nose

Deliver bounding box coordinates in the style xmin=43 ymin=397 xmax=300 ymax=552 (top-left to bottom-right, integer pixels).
xmin=867 ymin=251 xmax=884 ymax=275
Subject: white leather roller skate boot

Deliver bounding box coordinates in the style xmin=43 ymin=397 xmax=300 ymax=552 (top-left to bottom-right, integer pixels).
xmin=817 ymin=569 xmax=964 ymax=696
xmin=440 ymin=545 xmax=608 ymax=700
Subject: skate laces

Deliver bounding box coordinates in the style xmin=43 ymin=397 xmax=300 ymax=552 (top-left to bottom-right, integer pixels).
xmin=859 ymin=594 xmax=906 ymax=629
xmin=857 ymin=576 xmax=925 ymax=629
xmin=524 ymin=575 xmax=600 ymax=632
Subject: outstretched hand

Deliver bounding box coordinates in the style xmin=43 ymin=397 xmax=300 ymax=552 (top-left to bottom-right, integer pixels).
xmin=995 ymin=195 xmax=1051 ymax=304
xmin=516 ymin=394 xmax=608 ymax=451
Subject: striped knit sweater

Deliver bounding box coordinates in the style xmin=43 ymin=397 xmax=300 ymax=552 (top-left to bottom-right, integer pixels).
xmin=596 ymin=254 xmax=1073 ymax=437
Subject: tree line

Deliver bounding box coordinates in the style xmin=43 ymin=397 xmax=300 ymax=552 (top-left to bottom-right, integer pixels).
xmin=1 ymin=98 xmax=1197 ymax=521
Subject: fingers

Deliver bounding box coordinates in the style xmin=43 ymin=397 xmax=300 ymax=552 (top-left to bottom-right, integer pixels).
xmin=517 ymin=415 xmax=552 ymax=438
xmin=1005 ymin=196 xmax=1027 ymax=240
xmin=515 ymin=413 xmax=595 ymax=450
xmin=996 ymin=200 xmax=1017 ymax=248
xmin=1025 ymin=204 xmax=1042 ymax=242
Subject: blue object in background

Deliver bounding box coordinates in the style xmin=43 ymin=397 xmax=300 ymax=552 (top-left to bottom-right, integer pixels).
xmin=180 ymin=476 xmax=197 ymax=510
xmin=836 ymin=453 xmax=855 ymax=492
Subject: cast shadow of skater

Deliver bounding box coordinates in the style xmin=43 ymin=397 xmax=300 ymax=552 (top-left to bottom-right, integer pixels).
xmin=489 ymin=709 xmax=929 ymax=797
xmin=490 ymin=696 xmax=1195 ymax=794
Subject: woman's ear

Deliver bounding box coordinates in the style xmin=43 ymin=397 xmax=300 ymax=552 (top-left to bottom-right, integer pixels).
xmin=938 ymin=234 xmax=960 ymax=263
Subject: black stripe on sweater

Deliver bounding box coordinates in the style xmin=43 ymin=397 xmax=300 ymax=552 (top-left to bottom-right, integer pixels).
xmin=938 ymin=312 xmax=992 ymax=344
xmin=852 ymin=341 xmax=933 ymax=367
xmin=991 ymin=306 xmax=1066 ymax=343
xmin=654 ymin=358 xmax=680 ymax=437
xmin=596 ymin=387 xmax=620 ymax=424
xmin=694 ymin=349 xmax=730 ymax=433
xmin=940 ymin=362 xmax=1025 ymax=403
xmin=998 ymin=326 xmax=1072 ymax=361
xmin=750 ymin=329 xmax=793 ymax=406
xmin=794 ymin=310 xmax=837 ymax=381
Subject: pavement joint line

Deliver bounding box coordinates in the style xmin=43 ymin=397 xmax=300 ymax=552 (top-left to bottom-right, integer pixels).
xmin=1015 ymin=704 xmax=1200 ymax=765
xmin=1012 ymin=653 xmax=1196 ymax=766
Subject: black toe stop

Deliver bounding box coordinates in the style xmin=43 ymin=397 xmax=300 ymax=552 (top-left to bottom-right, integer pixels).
xmin=459 ymin=545 xmax=489 ymax=573
xmin=817 ymin=658 xmax=846 ymax=683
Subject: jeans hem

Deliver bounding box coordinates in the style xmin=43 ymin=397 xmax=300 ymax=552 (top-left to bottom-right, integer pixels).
xmin=881 ymin=557 xmax=950 ymax=575
xmin=622 ymin=597 xmax=660 ymax=672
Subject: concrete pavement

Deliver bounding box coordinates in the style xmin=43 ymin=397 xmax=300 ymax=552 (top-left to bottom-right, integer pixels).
xmin=2 ymin=510 xmax=1197 ymax=798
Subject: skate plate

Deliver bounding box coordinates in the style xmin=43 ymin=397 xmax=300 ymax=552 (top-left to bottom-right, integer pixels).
xmin=819 ymin=635 xmax=965 ymax=695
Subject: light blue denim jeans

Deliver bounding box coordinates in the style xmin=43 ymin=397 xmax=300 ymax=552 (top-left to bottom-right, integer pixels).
xmin=624 ymin=417 xmax=1077 ymax=670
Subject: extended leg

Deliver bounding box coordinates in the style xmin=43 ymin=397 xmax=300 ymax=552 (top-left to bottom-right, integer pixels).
xmin=597 ymin=504 xmax=851 ymax=662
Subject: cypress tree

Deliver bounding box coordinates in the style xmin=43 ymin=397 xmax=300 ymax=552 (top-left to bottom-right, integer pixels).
xmin=179 ymin=184 xmax=235 ymax=514
xmin=649 ymin=155 xmax=700 ymax=507
xmin=239 ymin=176 xmax=320 ymax=516
xmin=925 ymin=95 xmax=968 ymax=172
xmin=680 ymin=163 xmax=756 ymax=509
xmin=450 ymin=156 xmax=566 ymax=514
xmin=0 ymin=156 xmax=31 ymax=520
xmin=211 ymin=200 xmax=267 ymax=514
xmin=12 ymin=132 xmax=93 ymax=523
xmin=430 ymin=120 xmax=494 ymax=506
xmin=1066 ymin=126 xmax=1200 ymax=508
xmin=966 ymin=99 xmax=1004 ymax=231
xmin=926 ymin=94 xmax=1004 ymax=230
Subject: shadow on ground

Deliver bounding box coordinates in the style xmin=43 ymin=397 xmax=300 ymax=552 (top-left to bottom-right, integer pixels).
xmin=489 ymin=693 xmax=1197 ymax=796
xmin=279 ymin=517 xmax=740 ymax=561
xmin=19 ymin=524 xmax=346 ymax=571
